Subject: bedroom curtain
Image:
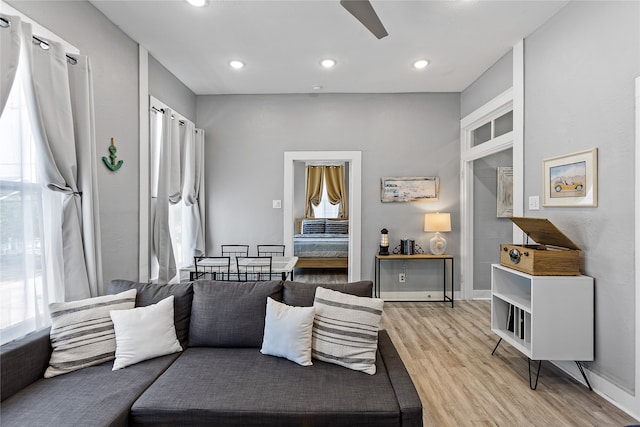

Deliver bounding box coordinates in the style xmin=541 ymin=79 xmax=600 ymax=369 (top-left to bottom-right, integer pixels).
xmin=305 ymin=165 xmax=324 ymax=218
xmin=323 ymin=165 xmax=347 ymax=219
xmin=0 ymin=15 xmax=102 ymax=304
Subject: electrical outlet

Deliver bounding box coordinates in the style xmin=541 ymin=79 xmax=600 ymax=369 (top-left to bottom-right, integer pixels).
xmin=399 ymin=273 xmax=405 ymax=283
xmin=272 ymin=200 xmax=281 ymax=209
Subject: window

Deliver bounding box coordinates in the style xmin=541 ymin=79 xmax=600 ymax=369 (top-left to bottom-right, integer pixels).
xmin=0 ymin=68 xmax=61 ymax=345
xmin=472 ymin=110 xmax=513 ymax=146
xmin=313 ymin=181 xmax=340 ymax=219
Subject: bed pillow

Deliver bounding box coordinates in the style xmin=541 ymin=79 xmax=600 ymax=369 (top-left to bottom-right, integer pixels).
xmin=110 ymin=295 xmax=182 ymax=370
xmin=312 ymin=287 xmax=383 ymax=375
xmin=261 ymin=297 xmax=315 ymax=366
xmin=325 ymin=219 xmax=349 ymax=234
xmin=44 ymin=289 xmax=137 ymax=378
xmin=301 ymin=218 xmax=325 ymax=234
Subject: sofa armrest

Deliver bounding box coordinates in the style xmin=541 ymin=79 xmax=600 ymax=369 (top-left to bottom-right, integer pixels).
xmin=378 ymin=330 xmax=423 ymax=427
xmin=1 ymin=327 xmax=52 ymax=402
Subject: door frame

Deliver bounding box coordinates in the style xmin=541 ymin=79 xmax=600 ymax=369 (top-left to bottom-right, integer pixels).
xmin=283 ymin=151 xmax=361 ymax=282
xmin=459 ymin=41 xmax=524 ymax=300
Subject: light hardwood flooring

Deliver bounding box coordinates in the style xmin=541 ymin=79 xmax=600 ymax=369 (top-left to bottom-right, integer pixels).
xmin=293 ymin=269 xmax=638 ymax=426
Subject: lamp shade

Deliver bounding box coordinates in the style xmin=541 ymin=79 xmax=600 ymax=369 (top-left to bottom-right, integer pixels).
xmin=424 ymin=213 xmax=451 ymax=233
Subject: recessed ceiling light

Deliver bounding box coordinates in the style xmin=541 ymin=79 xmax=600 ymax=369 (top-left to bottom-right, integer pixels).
xmin=413 ymin=59 xmax=429 ymax=69
xmin=312 ymin=85 xmax=323 ymax=91
xmin=229 ymin=60 xmax=245 ymax=70
xmin=320 ymin=59 xmax=336 ymax=69
xmin=186 ymin=0 xmax=207 ymax=7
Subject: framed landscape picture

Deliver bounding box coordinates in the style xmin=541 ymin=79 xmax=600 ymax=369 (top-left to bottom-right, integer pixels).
xmin=543 ymin=148 xmax=597 ymax=207
xmin=497 ymin=167 xmax=513 ymax=217
xmin=380 ymin=176 xmax=439 ymax=202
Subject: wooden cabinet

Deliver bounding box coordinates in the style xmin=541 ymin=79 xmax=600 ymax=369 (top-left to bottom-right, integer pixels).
xmin=491 ymin=264 xmax=593 ymax=361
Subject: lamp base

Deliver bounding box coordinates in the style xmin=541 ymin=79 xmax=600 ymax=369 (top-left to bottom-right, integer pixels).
xmin=430 ymin=232 xmax=447 ymax=255
xmin=379 ymin=246 xmax=389 ymax=256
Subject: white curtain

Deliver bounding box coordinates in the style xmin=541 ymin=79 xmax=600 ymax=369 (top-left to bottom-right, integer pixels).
xmin=182 ymin=125 xmax=205 ymax=263
xmin=151 ymin=109 xmax=178 ymax=284
xmin=0 ymin=14 xmax=102 ymax=342
xmin=150 ymin=107 xmax=205 ymax=282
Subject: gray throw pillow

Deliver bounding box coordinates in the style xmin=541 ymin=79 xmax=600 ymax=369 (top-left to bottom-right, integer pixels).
xmin=108 ymin=280 xmax=194 ymax=348
xmin=283 ymin=281 xmax=373 ymax=307
xmin=189 ymin=280 xmax=283 ymax=347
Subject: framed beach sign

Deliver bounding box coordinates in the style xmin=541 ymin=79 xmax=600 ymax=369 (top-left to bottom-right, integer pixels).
xmin=543 ymin=148 xmax=598 ymax=207
xmin=380 ymin=176 xmax=439 ymax=202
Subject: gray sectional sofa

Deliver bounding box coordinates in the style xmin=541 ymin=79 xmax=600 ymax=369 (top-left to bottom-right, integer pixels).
xmin=1 ymin=279 xmax=422 ymax=426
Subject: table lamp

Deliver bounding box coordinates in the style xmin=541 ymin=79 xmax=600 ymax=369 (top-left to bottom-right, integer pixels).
xmin=379 ymin=228 xmax=389 ymax=256
xmin=424 ymin=213 xmax=451 ymax=255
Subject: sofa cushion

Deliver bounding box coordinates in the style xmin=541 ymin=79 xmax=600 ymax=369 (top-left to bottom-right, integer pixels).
xmin=111 ymin=296 xmax=183 ymax=370
xmin=0 ymin=328 xmax=51 ymax=402
xmin=45 ymin=289 xmax=137 ymax=378
xmin=108 ymin=280 xmax=194 ymax=348
xmin=312 ymin=287 xmax=384 ymax=375
xmin=1 ymin=353 xmax=180 ymax=427
xmin=260 ymin=298 xmax=315 ymax=366
xmin=189 ymin=280 xmax=283 ymax=347
xmin=283 ymin=280 xmax=372 ymax=307
xmin=130 ymin=346 xmax=402 ymax=427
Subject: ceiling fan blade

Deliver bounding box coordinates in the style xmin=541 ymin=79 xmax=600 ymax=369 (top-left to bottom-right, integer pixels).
xmin=340 ymin=0 xmax=388 ymax=39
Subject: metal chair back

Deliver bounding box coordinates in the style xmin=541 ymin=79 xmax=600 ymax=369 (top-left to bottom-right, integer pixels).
xmin=257 ymin=244 xmax=286 ymax=257
xmin=193 ymin=256 xmax=231 ymax=281
xmin=236 ymin=256 xmax=273 ymax=281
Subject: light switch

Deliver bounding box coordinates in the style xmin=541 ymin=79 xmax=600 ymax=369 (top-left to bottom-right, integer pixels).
xmin=272 ymin=200 xmax=282 ymax=209
xmin=528 ymin=195 xmax=540 ymax=211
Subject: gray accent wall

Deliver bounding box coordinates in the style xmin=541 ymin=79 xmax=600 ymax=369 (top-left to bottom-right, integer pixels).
xmin=524 ymin=1 xmax=639 ymax=393
xmin=196 ymin=93 xmax=461 ymax=282
xmin=149 ymin=55 xmax=197 ymax=121
xmin=461 ymin=49 xmax=513 ymax=118
xmin=7 ymin=0 xmax=141 ymax=291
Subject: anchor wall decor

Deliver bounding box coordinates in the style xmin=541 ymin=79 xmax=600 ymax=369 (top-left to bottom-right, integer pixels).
xmin=102 ymin=137 xmax=124 ymax=171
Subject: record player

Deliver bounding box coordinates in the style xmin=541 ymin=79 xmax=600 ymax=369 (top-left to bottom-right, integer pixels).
xmin=500 ymin=217 xmax=581 ymax=276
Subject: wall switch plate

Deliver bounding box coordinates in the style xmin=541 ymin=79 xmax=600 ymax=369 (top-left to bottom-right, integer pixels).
xmin=528 ymin=195 xmax=540 ymax=211
xmin=399 ymin=273 xmax=405 ymax=283
xmin=272 ymin=200 xmax=281 ymax=209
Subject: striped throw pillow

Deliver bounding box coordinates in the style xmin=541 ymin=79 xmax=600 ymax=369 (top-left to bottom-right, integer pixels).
xmin=312 ymin=287 xmax=384 ymax=375
xmin=325 ymin=219 xmax=349 ymax=234
xmin=44 ymin=289 xmax=137 ymax=378
xmin=302 ymin=218 xmax=325 ymax=234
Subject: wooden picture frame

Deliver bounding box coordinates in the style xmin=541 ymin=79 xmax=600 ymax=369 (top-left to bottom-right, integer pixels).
xmin=380 ymin=176 xmax=439 ymax=202
xmin=497 ymin=167 xmax=513 ymax=217
xmin=543 ymin=148 xmax=597 ymax=207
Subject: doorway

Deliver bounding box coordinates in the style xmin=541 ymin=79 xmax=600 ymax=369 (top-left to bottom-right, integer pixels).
xmin=283 ymin=151 xmax=362 ymax=282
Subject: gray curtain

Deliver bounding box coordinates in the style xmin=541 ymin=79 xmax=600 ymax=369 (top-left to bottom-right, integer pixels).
xmin=182 ymin=124 xmax=205 ymax=262
xmin=1 ymin=15 xmax=102 ymax=300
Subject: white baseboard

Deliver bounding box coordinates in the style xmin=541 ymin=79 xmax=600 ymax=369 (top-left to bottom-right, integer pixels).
xmin=472 ymin=290 xmax=491 ymax=300
xmin=381 ymin=290 xmax=461 ymax=302
xmin=553 ymin=361 xmax=639 ymax=422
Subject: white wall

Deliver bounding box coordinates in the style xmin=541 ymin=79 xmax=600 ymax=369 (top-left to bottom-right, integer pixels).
xmin=524 ymin=0 xmax=639 ymax=394
xmin=196 ymin=93 xmax=461 ymax=282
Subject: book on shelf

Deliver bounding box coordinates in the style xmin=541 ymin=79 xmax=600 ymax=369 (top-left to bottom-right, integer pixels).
xmin=506 ymin=304 xmax=515 ymax=332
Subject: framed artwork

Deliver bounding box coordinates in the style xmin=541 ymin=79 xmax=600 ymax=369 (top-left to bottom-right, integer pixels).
xmin=380 ymin=176 xmax=439 ymax=202
xmin=543 ymin=148 xmax=597 ymax=207
xmin=496 ymin=167 xmax=513 ymax=217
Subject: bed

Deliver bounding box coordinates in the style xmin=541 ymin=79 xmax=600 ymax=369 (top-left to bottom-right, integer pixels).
xmin=294 ymin=218 xmax=349 ymax=269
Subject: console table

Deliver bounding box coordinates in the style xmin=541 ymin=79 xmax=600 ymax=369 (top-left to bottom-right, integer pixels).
xmin=374 ymin=254 xmax=454 ymax=307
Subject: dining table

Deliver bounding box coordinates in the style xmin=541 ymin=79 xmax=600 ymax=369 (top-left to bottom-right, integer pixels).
xmin=183 ymin=256 xmax=298 ymax=281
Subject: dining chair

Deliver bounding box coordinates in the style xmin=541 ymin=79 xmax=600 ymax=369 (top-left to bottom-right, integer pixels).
xmin=193 ymin=256 xmax=231 ymax=281
xmin=236 ymin=256 xmax=273 ymax=282
xmin=221 ymin=245 xmax=250 ymax=280
xmin=257 ymin=244 xmax=285 ymax=257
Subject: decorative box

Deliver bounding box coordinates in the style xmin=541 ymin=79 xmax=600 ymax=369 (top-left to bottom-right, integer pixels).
xmin=499 ymin=217 xmax=581 ymax=276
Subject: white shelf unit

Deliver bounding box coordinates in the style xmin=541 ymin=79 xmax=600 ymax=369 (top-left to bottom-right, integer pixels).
xmin=491 ymin=264 xmax=594 ymax=361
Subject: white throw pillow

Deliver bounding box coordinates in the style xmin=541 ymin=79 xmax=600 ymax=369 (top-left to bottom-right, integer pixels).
xmin=312 ymin=287 xmax=384 ymax=375
xmin=45 ymin=289 xmax=137 ymax=378
xmin=261 ymin=297 xmax=315 ymax=366
xmin=110 ymin=295 xmax=183 ymax=370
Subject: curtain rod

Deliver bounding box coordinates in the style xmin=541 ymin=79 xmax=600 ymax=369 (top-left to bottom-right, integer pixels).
xmin=0 ymin=16 xmax=77 ymax=65
xmin=151 ymin=106 xmax=186 ymax=126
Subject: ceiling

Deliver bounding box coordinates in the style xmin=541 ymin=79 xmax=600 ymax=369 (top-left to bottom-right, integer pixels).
xmin=90 ymin=0 xmax=568 ymax=95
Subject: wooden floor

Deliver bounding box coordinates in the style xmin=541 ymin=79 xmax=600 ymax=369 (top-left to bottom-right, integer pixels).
xmin=294 ymin=270 xmax=638 ymax=426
